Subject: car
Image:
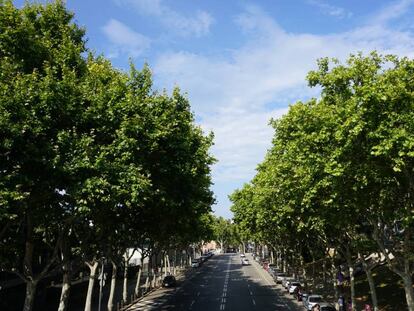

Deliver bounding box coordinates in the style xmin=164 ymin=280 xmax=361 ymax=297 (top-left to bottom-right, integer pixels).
xmin=304 ymin=295 xmax=324 ymax=311
xmin=288 ymin=281 xmax=301 ymax=294
xmin=162 ymin=275 xmax=177 ymax=287
xmin=319 ymin=302 xmax=336 ymax=311
xmin=240 ymin=253 xmax=246 ymax=258
xmin=267 ymin=264 xmax=279 ymax=277
xmin=282 ymin=277 xmax=295 ymax=289
xmin=191 ymin=259 xmax=200 ymax=268
xmin=275 ymin=272 xmax=287 ymax=283
xmin=242 ymin=258 xmax=250 ymax=265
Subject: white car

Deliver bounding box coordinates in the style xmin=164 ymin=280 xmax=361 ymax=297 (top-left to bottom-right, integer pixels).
xmin=240 ymin=253 xmax=246 ymax=258
xmin=288 ymin=281 xmax=301 ymax=294
xmin=191 ymin=259 xmax=200 ymax=268
xmin=304 ymin=295 xmax=324 ymax=310
xmin=242 ymin=258 xmax=250 ymax=265
xmin=283 ymin=277 xmax=295 ymax=289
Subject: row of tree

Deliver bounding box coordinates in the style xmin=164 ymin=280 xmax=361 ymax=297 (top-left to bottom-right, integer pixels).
xmin=230 ymin=53 xmax=414 ymax=311
xmin=0 ymin=2 xmax=215 ymax=311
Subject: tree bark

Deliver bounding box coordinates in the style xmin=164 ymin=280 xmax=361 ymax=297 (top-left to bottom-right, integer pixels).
xmin=122 ymin=256 xmax=129 ymax=303
xmin=270 ymin=249 xmax=274 ymax=265
xmin=402 ymin=274 xmax=414 ymax=311
xmin=23 ymin=280 xmax=38 ymax=311
xmin=365 ymin=266 xmax=378 ymax=311
xmin=107 ymin=261 xmax=117 ymax=311
xmin=167 ymin=254 xmax=171 ymax=275
xmin=373 ymin=225 xmax=414 ymax=311
xmin=23 ymin=214 xmax=36 ymax=311
xmin=358 ymin=252 xmax=378 ymax=311
xmin=330 ymin=253 xmax=338 ymax=302
xmin=58 ymin=263 xmax=71 ymax=311
xmin=345 ymin=247 xmax=356 ymax=311
xmin=134 ymin=257 xmax=144 ymax=297
xmin=84 ymin=261 xmax=98 ymax=311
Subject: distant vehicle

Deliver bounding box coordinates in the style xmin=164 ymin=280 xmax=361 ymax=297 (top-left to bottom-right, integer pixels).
xmin=268 ymin=265 xmax=280 ymax=277
xmin=162 ymin=275 xmax=177 ymax=287
xmin=304 ymin=295 xmax=324 ymax=311
xmin=282 ymin=276 xmax=294 ymax=289
xmin=288 ymin=281 xmax=301 ymax=294
xmin=191 ymin=259 xmax=200 ymax=268
xmin=242 ymin=258 xmax=250 ymax=265
xmin=275 ymin=273 xmax=287 ymax=283
xmin=240 ymin=253 xmax=246 ymax=258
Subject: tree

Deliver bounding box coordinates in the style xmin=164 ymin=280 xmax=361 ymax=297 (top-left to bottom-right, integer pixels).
xmin=0 ymin=1 xmax=88 ymax=310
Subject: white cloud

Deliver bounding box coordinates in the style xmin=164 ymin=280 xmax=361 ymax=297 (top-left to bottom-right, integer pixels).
xmin=307 ymin=0 xmax=353 ymax=19
xmin=152 ymin=1 xmax=414 ymax=216
xmin=372 ymin=0 xmax=414 ymax=24
xmin=102 ymin=19 xmax=150 ymax=57
xmin=114 ymin=0 xmax=213 ymax=37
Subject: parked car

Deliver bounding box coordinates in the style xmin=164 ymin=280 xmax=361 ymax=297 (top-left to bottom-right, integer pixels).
xmin=268 ymin=264 xmax=279 ymax=277
xmin=304 ymin=295 xmax=324 ymax=311
xmin=288 ymin=281 xmax=301 ymax=294
xmin=282 ymin=277 xmax=295 ymax=289
xmin=191 ymin=259 xmax=200 ymax=268
xmin=162 ymin=275 xmax=177 ymax=287
xmin=242 ymin=258 xmax=250 ymax=265
xmin=275 ymin=272 xmax=287 ymax=283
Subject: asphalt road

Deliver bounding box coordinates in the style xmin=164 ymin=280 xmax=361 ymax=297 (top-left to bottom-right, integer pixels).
xmin=127 ymin=254 xmax=303 ymax=311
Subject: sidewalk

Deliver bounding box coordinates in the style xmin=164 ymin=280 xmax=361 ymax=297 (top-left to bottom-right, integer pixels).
xmin=122 ymin=266 xmax=195 ymax=311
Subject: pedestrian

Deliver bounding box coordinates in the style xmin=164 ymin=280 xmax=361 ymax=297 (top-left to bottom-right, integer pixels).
xmin=338 ymin=295 xmax=345 ymax=311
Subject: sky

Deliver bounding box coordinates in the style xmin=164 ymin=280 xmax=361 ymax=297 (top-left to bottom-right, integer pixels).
xmin=14 ymin=0 xmax=414 ymax=218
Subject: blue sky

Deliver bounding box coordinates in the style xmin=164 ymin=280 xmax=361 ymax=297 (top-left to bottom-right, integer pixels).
xmin=14 ymin=0 xmax=414 ymax=218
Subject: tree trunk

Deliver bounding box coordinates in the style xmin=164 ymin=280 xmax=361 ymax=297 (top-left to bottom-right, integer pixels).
xmin=23 ymin=214 xmax=36 ymax=311
xmin=345 ymin=248 xmax=356 ymax=311
xmin=135 ymin=257 xmax=144 ymax=297
xmin=107 ymin=261 xmax=117 ymax=311
xmin=58 ymin=264 xmax=71 ymax=311
xmin=84 ymin=261 xmax=98 ymax=311
xmin=358 ymin=252 xmax=378 ymax=311
xmin=23 ymin=280 xmax=38 ymax=311
xmin=373 ymin=225 xmax=414 ymax=311
xmin=122 ymin=256 xmax=129 ymax=303
xmin=365 ymin=267 xmax=378 ymax=311
xmin=270 ymin=249 xmax=274 ymax=265
xmin=144 ymin=275 xmax=149 ymax=292
xmin=402 ymin=274 xmax=414 ymax=311
xmin=330 ymin=249 xmax=338 ymax=302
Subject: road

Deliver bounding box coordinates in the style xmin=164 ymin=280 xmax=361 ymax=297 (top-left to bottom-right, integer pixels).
xmin=127 ymin=254 xmax=303 ymax=311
